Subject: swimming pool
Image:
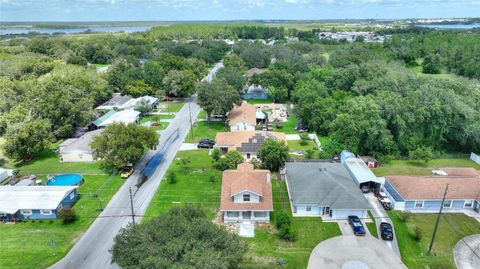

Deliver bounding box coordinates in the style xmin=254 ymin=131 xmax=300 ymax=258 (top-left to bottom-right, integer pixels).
xmin=47 ymin=174 xmax=83 ymax=186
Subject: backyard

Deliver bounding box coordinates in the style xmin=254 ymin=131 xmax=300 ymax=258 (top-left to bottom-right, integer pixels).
xmin=184 ymin=121 xmax=229 ymax=143
xmin=144 ymin=150 xmax=342 ymax=269
xmin=373 ymin=158 xmax=480 ymax=177
xmin=388 ymin=211 xmax=480 ymax=269
xmin=159 ymin=101 xmax=184 ymax=113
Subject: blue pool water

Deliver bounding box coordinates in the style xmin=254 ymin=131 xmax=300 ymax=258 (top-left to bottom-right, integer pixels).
xmin=47 ymin=174 xmax=83 ymax=186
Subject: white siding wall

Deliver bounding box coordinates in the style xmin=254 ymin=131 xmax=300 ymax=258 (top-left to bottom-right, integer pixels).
xmin=233 ymin=191 xmax=260 ymax=203
xmin=293 ymin=205 xmax=322 ymax=216
xmin=60 ymin=152 xmax=95 ymax=162
xmin=331 ymin=209 xmax=368 ymax=220
xmin=230 ymin=121 xmax=255 ymax=132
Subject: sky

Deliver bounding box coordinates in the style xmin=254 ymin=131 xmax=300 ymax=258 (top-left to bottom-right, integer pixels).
xmin=1 ymin=0 xmax=479 ymax=22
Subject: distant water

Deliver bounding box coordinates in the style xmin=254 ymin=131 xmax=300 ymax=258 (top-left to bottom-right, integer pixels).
xmin=0 ymin=26 xmax=151 ymax=35
xmin=419 ymin=23 xmax=480 ymax=29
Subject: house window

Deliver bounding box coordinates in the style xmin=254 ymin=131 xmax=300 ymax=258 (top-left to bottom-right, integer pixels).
xmin=237 ymin=125 xmax=240 ymax=131
xmin=443 ymin=200 xmax=452 ymax=208
xmin=414 ymin=201 xmax=423 ymax=208
xmin=464 ymin=200 xmax=473 ymax=208
xmin=226 ymin=211 xmax=239 ymax=218
xmin=20 ymin=209 xmax=32 ymax=215
xmin=246 ymin=153 xmax=251 ymax=159
xmin=243 ymin=194 xmax=251 ymax=202
xmin=69 ymin=192 xmax=75 ymax=200
xmin=41 ymin=210 xmax=53 ymax=215
xmin=254 ymin=212 xmax=266 ymax=218
xmin=306 ymin=206 xmax=312 ymax=212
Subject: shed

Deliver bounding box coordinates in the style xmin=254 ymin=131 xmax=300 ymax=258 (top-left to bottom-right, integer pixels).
xmin=341 ymin=150 xmax=382 ymax=190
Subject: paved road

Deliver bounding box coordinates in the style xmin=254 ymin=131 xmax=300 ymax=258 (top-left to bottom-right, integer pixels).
xmin=307 ymin=235 xmax=407 ymax=269
xmin=364 ymin=193 xmax=401 ymax=257
xmin=51 ymin=99 xmax=200 ymax=269
xmin=454 ymin=234 xmax=480 ymax=269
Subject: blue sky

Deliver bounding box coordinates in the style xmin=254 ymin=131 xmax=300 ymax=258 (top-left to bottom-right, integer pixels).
xmin=1 ymin=0 xmax=479 ymax=22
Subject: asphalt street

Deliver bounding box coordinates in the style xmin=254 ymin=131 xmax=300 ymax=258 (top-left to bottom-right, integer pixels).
xmin=50 ymin=99 xmax=200 ymax=269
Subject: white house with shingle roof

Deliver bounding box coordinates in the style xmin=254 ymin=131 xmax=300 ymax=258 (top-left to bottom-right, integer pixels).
xmin=59 ymin=129 xmax=104 ymax=162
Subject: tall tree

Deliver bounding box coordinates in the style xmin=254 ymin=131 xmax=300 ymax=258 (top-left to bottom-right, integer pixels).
xmin=257 ymin=139 xmax=289 ymax=171
xmin=196 ymin=78 xmax=241 ymax=121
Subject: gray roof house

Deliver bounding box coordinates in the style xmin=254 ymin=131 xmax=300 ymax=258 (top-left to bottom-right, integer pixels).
xmin=285 ymin=162 xmax=371 ymax=220
xmin=59 ymin=129 xmax=104 ymax=162
xmin=95 ymin=95 xmax=132 ymax=110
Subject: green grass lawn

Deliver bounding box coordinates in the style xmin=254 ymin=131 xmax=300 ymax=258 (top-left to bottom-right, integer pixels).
xmin=388 ymin=211 xmax=480 ymax=269
xmin=287 ymin=139 xmax=318 ymax=152
xmin=366 ymin=211 xmax=378 ymax=239
xmin=144 ymin=150 xmax=222 ymax=219
xmin=0 ymin=174 xmax=124 ymax=269
xmin=197 ymin=110 xmax=207 ymax=120
xmin=2 ymin=142 xmax=105 ymax=175
xmin=373 ymin=158 xmax=480 ymax=177
xmin=184 ymin=121 xmax=229 ymax=143
xmin=159 ymin=102 xmax=184 ymax=113
xmin=246 ymin=98 xmax=274 ymax=104
xmin=273 ymin=114 xmax=298 ymax=134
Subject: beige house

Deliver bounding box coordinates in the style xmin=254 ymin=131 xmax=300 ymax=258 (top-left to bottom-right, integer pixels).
xmin=227 ymin=101 xmax=257 ymax=132
xmin=215 ymin=131 xmax=287 ymax=160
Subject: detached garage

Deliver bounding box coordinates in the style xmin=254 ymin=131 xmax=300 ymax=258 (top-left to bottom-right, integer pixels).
xmin=285 ymin=162 xmax=371 ymax=220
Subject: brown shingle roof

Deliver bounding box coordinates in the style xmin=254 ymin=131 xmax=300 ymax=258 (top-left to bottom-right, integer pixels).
xmin=387 ymin=167 xmax=480 ymax=200
xmin=228 ymin=101 xmax=257 ymax=127
xmin=220 ymin=163 xmax=273 ymax=211
xmin=215 ymin=131 xmax=287 ymax=152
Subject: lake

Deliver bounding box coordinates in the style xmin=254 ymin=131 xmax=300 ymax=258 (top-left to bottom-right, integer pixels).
xmin=0 ymin=26 xmax=151 ymax=35
xmin=419 ymin=24 xmax=480 ymax=29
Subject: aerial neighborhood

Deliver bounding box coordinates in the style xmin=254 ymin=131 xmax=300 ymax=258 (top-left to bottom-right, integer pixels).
xmin=0 ymin=12 xmax=480 ymax=269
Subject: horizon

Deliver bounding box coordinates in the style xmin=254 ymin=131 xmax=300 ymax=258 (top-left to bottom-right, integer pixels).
xmin=1 ymin=0 xmax=480 ymax=22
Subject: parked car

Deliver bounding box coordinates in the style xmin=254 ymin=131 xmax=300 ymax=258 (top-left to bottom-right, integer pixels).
xmin=197 ymin=142 xmax=214 ymax=149
xmin=199 ymin=138 xmax=214 ymax=145
xmin=348 ymin=215 xmax=366 ymax=236
xmin=121 ymin=166 xmax=134 ymax=179
xmin=377 ymin=190 xmax=392 ymax=210
xmin=380 ymin=222 xmax=394 ymax=241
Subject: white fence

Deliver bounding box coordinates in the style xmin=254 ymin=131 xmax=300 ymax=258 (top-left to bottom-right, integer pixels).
xmin=470 ymin=152 xmax=480 ymax=164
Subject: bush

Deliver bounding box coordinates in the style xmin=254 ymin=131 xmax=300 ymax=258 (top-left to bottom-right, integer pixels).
xmin=305 ymin=149 xmax=315 ymax=159
xmin=396 ymin=211 xmax=411 ymax=223
xmin=209 ymin=175 xmax=215 ymax=183
xmin=58 ymin=207 xmax=77 ymax=224
xmin=278 ymin=225 xmax=298 ymax=242
xmin=211 ymin=148 xmax=221 ymax=162
xmin=299 ymin=133 xmax=310 ymax=146
xmin=214 ymin=151 xmax=244 ymax=171
xmin=274 ymin=211 xmax=292 ymax=229
xmin=274 ymin=211 xmax=297 ymax=242
xmin=407 ymin=223 xmax=423 ymax=241
xmin=166 ymin=171 xmax=177 ymax=184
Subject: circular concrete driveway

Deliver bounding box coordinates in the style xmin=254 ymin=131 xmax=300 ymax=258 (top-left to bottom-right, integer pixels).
xmin=454 ymin=234 xmax=480 ymax=269
xmin=307 ymin=235 xmax=407 ymax=269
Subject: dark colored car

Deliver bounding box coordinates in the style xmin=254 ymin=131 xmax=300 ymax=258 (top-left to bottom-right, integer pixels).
xmin=199 ymin=138 xmax=214 ymax=144
xmin=380 ymin=222 xmax=394 ymax=241
xmin=348 ymin=215 xmax=366 ymax=236
xmin=197 ymin=142 xmax=214 ymax=149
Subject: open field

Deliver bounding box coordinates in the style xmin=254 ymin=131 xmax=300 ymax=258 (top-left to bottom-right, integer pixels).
xmin=272 ymin=114 xmax=298 ymax=134
xmin=159 ymin=101 xmax=184 ymax=113
xmin=144 ymin=150 xmax=342 ymax=268
xmin=184 ymin=121 xmax=229 ymax=143
xmin=373 ymin=158 xmax=480 ymax=177
xmin=0 ymin=174 xmax=124 ymax=269
xmin=388 ymin=211 xmax=480 ymax=269
xmin=247 ymin=98 xmax=274 ymax=105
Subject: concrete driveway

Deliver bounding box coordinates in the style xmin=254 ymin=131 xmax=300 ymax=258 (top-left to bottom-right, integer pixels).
xmin=307 ymin=235 xmax=407 ymax=269
xmin=454 ymin=234 xmax=480 ymax=269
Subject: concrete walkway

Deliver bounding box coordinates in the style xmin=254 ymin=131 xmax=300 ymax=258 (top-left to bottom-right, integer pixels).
xmin=179 ymin=143 xmax=199 ymax=151
xmin=307 ymin=235 xmax=407 ymax=269
xmin=364 ymin=192 xmax=401 ymax=258
xmin=454 ymin=234 xmax=480 ymax=269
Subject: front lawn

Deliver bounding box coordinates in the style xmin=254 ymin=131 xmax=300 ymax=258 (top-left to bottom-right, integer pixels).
xmin=373 ymin=158 xmax=480 ymax=177
xmin=366 ymin=211 xmax=378 ymax=238
xmin=287 ymin=139 xmax=318 ymax=152
xmin=388 ymin=211 xmax=480 ymax=269
xmin=184 ymin=121 xmax=229 ymax=143
xmin=0 ymin=174 xmax=124 ymax=269
xmin=159 ymin=101 xmax=184 ymax=113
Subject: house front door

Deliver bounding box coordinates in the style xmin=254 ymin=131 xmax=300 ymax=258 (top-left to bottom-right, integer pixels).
xmin=322 ymin=207 xmax=331 ymax=216
xmin=242 ymin=211 xmax=251 ymax=220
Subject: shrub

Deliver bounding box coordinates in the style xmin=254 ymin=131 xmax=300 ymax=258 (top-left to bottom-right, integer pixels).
xmin=278 ymin=225 xmax=298 ymax=242
xmin=407 ymin=223 xmax=423 ymax=241
xmin=58 ymin=207 xmax=77 ymax=224
xmin=209 ymin=175 xmax=216 ymax=183
xmin=305 ymin=149 xmax=315 ymax=159
xmin=274 ymin=211 xmax=297 ymax=242
xmin=210 ymin=148 xmax=221 ymax=162
xmin=166 ymin=171 xmax=177 ymax=184
xmin=396 ymin=211 xmax=411 ymax=223
xmin=214 ymin=151 xmax=244 ymax=171
xmin=299 ymin=133 xmax=310 ymax=146
xmin=274 ymin=211 xmax=292 ymax=229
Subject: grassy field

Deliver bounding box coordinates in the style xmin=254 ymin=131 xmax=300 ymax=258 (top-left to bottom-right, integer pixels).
xmin=0 ymin=174 xmax=124 ymax=269
xmin=388 ymin=211 xmax=480 ymax=269
xmin=246 ymin=98 xmax=274 ymax=104
xmin=184 ymin=121 xmax=229 ymax=143
xmin=373 ymin=158 xmax=480 ymax=177
xmin=272 ymin=114 xmax=298 ymax=134
xmin=287 ymin=139 xmax=318 ymax=152
xmin=159 ymin=102 xmax=184 ymax=113
xmin=144 ymin=150 xmax=341 ymax=268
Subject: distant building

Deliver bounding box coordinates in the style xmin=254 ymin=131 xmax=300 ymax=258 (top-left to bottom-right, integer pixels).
xmin=0 ymin=168 xmax=13 ymax=184
xmin=227 ymin=101 xmax=257 ymax=132
xmin=91 ymin=109 xmax=141 ymax=129
xmin=59 ymin=129 xmax=104 ymax=162
xmin=242 ymin=84 xmax=268 ymax=100
xmin=285 ymin=162 xmax=371 ymax=219
xmin=220 ymin=163 xmax=273 ymax=223
xmin=383 ymin=168 xmax=480 ymax=213
xmin=0 ymin=186 xmax=78 ymax=221
xmin=215 ymin=131 xmax=287 ymax=160
xmin=95 ymin=94 xmax=132 ymax=110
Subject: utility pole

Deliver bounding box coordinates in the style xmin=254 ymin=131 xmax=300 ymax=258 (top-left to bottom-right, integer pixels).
xmin=188 ymin=103 xmax=194 ymax=140
xmin=428 ymin=184 xmax=449 ymax=255
xmin=129 ymin=187 xmax=135 ymax=225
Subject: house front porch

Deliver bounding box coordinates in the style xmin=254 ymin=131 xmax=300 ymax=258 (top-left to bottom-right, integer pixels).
xmin=223 ymin=210 xmax=270 ymax=223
